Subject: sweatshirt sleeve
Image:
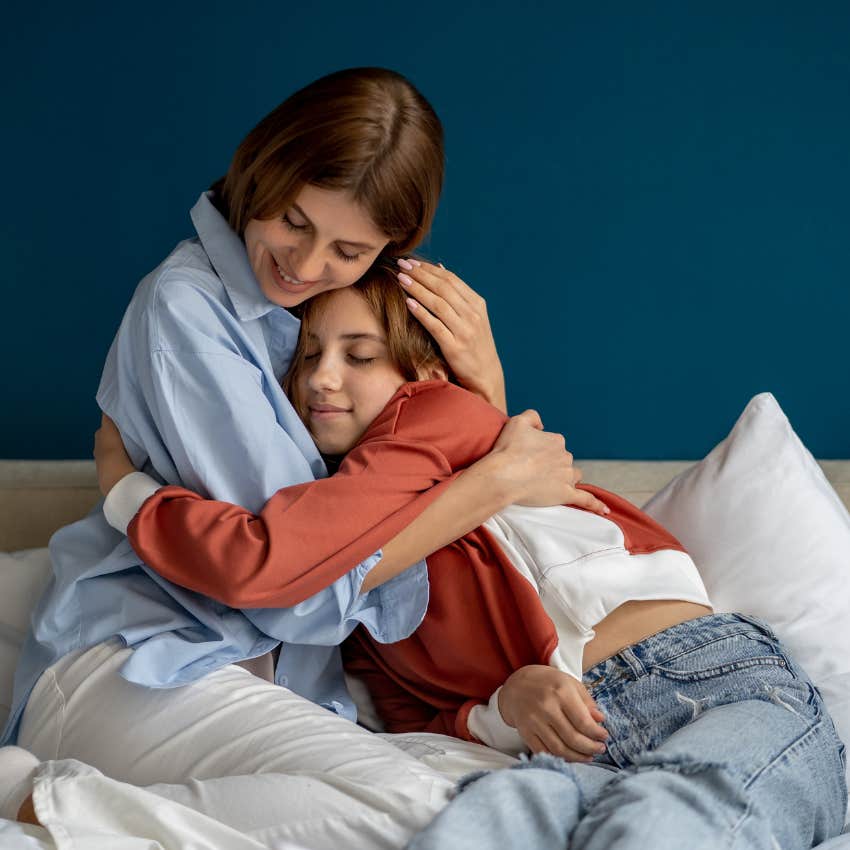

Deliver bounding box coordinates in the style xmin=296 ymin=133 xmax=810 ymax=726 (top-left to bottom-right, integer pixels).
xmin=126 ymin=382 xmax=506 ymax=609
xmin=342 ymin=634 xmax=486 ymax=741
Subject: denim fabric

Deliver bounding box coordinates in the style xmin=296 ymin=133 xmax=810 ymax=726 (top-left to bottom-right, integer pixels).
xmin=409 ymin=613 xmax=848 ymax=850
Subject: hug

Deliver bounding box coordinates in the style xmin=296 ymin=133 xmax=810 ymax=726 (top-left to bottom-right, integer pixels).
xmin=1 ymin=67 xmax=846 ymax=850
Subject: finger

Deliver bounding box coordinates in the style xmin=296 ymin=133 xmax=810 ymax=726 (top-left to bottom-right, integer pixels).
xmin=403 ymin=298 xmax=453 ymax=347
xmin=571 ymin=489 xmax=611 ymax=516
xmin=580 ymin=687 xmax=607 ymax=725
xmin=436 ymin=263 xmax=487 ymax=309
xmin=538 ymin=724 xmax=594 ymax=762
xmin=515 ymin=409 xmax=544 ymax=430
xmin=526 ymin=733 xmax=549 ymax=755
xmin=525 ymin=723 xmax=585 ymax=761
xmin=397 ymin=268 xmax=471 ymax=327
xmin=563 ymin=696 xmax=609 ymax=745
xmin=403 ymin=259 xmax=483 ymax=310
xmin=553 ymin=717 xmax=607 ymax=756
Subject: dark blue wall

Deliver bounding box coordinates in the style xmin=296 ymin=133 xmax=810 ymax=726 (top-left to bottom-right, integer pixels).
xmin=3 ymin=2 xmax=848 ymax=459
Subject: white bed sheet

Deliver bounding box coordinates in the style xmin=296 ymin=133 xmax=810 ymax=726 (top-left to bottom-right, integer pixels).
xmin=2 ymin=735 xmax=847 ymax=850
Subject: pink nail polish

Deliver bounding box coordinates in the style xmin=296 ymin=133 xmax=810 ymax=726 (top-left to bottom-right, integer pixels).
xmin=408 ymin=258 xmax=421 ymax=266
xmin=397 ymin=258 xmax=414 ymax=271
xmin=405 ymin=297 xmax=418 ymax=310
xmin=398 ymin=273 xmax=413 ymax=286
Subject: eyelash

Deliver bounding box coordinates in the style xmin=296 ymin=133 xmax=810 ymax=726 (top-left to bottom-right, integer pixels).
xmin=282 ymin=215 xmax=363 ymax=263
xmin=303 ymin=353 xmax=376 ymax=366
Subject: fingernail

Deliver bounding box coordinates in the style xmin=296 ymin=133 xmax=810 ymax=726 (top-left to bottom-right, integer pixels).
xmin=398 ymin=273 xmax=413 ymax=286
xmin=408 ymin=258 xmax=422 ymax=267
xmin=438 ymin=262 xmax=445 ymax=269
xmin=597 ymin=744 xmax=607 ymax=753
xmin=405 ymin=297 xmax=418 ymax=311
xmin=603 ymin=507 xmax=611 ymax=515
xmin=397 ymin=258 xmax=414 ymax=271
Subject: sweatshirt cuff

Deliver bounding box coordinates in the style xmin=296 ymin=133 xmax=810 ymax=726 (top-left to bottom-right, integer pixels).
xmin=466 ymin=687 xmax=527 ymax=755
xmin=103 ymin=471 xmax=162 ymax=534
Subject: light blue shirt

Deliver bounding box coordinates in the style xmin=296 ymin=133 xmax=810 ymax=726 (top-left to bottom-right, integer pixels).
xmin=1 ymin=192 xmax=429 ymax=745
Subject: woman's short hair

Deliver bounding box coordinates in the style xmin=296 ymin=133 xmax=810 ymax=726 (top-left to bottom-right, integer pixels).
xmin=213 ymin=68 xmax=444 ymax=255
xmin=284 ymin=261 xmax=452 ymax=416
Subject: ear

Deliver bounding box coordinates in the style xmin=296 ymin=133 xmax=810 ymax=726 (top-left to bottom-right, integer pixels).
xmin=415 ymin=361 xmax=448 ymax=382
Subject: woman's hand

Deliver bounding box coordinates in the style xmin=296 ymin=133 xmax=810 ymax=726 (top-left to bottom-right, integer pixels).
xmin=396 ymin=258 xmax=507 ymax=413
xmin=498 ymin=665 xmax=609 ymax=762
xmin=93 ymin=413 xmax=137 ymax=497
xmin=486 ymin=410 xmax=610 ymax=515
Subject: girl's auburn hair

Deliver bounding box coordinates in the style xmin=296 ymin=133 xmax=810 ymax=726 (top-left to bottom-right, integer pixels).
xmin=211 ymin=67 xmax=444 ymax=254
xmin=283 ymin=262 xmax=453 ymax=417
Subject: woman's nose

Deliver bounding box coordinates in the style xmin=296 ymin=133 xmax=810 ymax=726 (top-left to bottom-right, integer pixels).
xmin=289 ymin=246 xmax=326 ymax=283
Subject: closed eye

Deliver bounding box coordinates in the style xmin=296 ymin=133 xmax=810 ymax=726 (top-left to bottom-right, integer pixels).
xmin=282 ymin=215 xmax=364 ymax=264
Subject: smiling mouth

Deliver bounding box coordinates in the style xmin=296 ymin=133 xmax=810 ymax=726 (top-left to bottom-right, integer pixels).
xmin=271 ymin=259 xmax=319 ymax=292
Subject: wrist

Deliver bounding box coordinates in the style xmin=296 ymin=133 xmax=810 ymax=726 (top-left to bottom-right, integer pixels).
xmin=99 ymin=455 xmax=137 ymax=498
xmin=497 ymin=683 xmax=516 ymax=727
xmin=469 ymin=376 xmax=507 ymax=414
xmin=468 ymin=452 xmax=521 ymax=510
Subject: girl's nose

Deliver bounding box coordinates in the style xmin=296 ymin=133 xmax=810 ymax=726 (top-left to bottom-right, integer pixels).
xmin=308 ymin=356 xmax=342 ymax=392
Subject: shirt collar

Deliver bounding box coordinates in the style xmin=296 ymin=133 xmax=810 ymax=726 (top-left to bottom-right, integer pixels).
xmin=190 ymin=191 xmax=287 ymax=323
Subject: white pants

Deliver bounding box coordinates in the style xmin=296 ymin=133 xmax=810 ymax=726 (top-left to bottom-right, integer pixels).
xmin=18 ymin=639 xmax=456 ymax=850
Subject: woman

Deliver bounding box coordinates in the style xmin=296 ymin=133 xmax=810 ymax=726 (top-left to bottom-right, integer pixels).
xmin=92 ymin=268 xmax=847 ymax=849
xmin=0 ymin=67 xmax=584 ymax=844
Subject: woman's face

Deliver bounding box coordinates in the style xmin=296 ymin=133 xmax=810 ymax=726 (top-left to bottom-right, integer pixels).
xmin=293 ymin=288 xmax=407 ymax=456
xmin=244 ymin=184 xmax=390 ymax=309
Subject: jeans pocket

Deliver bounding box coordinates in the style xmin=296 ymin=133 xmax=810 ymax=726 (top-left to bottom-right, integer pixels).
xmin=648 ymin=632 xmax=788 ymax=683
xmin=730 ymin=612 xmax=781 ymax=642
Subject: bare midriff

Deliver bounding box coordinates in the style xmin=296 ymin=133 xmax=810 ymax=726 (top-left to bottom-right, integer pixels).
xmin=239 ymin=601 xmax=714 ymax=685
xmin=581 ymin=599 xmax=714 ymax=673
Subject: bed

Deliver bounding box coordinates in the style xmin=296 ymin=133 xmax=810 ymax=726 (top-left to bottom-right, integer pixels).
xmin=2 ymin=394 xmax=849 ymax=848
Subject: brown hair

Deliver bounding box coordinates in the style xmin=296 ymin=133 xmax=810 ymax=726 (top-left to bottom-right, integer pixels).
xmin=211 ymin=68 xmax=444 ymax=254
xmin=284 ymin=262 xmax=452 ymax=419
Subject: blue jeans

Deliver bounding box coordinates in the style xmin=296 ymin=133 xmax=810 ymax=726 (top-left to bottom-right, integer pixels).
xmin=408 ymin=613 xmax=847 ymax=850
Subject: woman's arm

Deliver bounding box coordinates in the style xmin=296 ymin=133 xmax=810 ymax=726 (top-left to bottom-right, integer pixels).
xmin=395 ymin=259 xmax=507 ymax=412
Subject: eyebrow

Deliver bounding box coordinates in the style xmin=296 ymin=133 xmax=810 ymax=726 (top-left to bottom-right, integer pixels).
xmin=307 ymin=332 xmax=387 ymax=344
xmin=291 ymin=203 xmax=379 ymax=251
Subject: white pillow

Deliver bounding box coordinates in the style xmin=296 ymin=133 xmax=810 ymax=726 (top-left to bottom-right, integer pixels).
xmin=643 ymin=392 xmax=850 ymax=797
xmin=0 ymin=548 xmax=52 ymax=730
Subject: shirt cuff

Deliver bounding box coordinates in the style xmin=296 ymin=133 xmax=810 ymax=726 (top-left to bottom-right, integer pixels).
xmin=103 ymin=471 xmax=162 ymax=534
xmin=466 ymin=687 xmax=527 ymax=755
xmin=347 ymin=558 xmax=430 ymax=644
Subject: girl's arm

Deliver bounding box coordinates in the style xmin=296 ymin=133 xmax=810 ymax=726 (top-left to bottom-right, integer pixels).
xmin=97 ymin=385 xmax=603 ymax=607
xmin=341 ymin=633 xmax=483 ymax=740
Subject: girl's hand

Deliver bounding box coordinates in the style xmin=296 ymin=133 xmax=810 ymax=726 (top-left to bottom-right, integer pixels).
xmin=498 ymin=665 xmax=609 ymax=762
xmin=396 ymin=258 xmax=507 ymax=413
xmin=488 ymin=410 xmax=610 ymax=515
xmin=93 ymin=413 xmax=137 ymax=496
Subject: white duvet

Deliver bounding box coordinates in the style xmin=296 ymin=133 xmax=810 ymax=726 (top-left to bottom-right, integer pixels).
xmin=2 ymin=734 xmax=849 ymax=850
xmin=0 ymin=734 xmax=516 ymax=850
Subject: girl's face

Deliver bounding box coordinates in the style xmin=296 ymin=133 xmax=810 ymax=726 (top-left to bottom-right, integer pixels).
xmin=293 ymin=288 xmax=408 ymax=455
xmin=244 ymin=185 xmax=390 ymax=309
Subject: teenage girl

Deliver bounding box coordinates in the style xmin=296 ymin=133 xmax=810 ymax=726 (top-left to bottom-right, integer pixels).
xmin=93 ymin=266 xmax=847 ymax=850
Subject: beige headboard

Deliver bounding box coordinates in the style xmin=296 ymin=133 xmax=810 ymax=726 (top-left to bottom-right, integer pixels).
xmin=1 ymin=459 xmax=849 ymax=552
